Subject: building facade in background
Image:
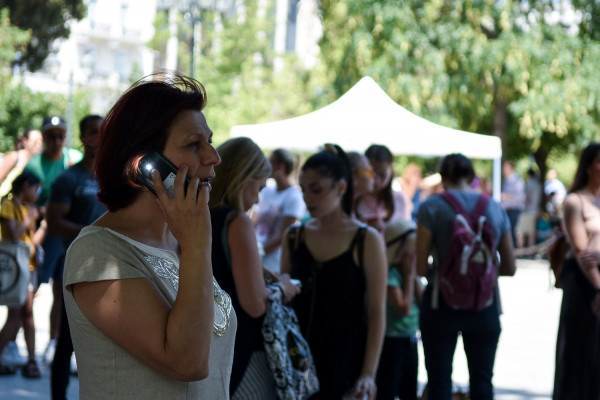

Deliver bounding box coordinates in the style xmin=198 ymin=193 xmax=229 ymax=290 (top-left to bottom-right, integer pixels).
xmin=21 ymin=0 xmax=157 ymax=114
xmin=19 ymin=0 xmax=320 ymax=114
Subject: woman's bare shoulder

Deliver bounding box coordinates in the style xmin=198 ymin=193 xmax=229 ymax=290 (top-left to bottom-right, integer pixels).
xmin=563 ymin=192 xmax=582 ymax=210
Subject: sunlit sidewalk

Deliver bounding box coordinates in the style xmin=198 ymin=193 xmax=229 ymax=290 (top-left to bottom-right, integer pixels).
xmin=0 ymin=283 xmax=78 ymax=400
xmin=0 ymin=258 xmax=558 ymax=400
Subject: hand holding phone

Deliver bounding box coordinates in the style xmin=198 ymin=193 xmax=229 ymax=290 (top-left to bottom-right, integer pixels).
xmin=136 ymin=152 xmax=193 ymax=198
xmin=142 ymin=154 xmax=211 ymax=252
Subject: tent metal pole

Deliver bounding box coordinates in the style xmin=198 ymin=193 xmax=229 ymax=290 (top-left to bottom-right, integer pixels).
xmin=492 ymin=157 xmax=502 ymax=202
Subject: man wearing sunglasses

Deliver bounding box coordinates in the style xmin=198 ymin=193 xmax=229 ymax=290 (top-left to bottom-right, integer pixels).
xmin=23 ymin=116 xmax=83 ymax=369
xmin=45 ymin=115 xmax=107 ymax=399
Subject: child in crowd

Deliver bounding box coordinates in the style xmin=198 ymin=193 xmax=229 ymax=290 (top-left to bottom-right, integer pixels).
xmin=0 ymin=171 xmax=46 ymax=378
xmin=376 ymin=219 xmax=422 ymax=400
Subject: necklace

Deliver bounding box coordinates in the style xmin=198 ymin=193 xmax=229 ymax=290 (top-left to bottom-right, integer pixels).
xmin=212 ymin=277 xmax=232 ymax=336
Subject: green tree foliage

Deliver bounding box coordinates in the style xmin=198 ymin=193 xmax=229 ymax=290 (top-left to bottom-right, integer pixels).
xmin=0 ymin=0 xmax=85 ymax=71
xmin=0 ymin=8 xmax=29 ymax=90
xmin=150 ymin=0 xmax=319 ymax=145
xmin=0 ymin=82 xmax=92 ymax=152
xmin=0 ymin=8 xmax=28 ymax=68
xmin=317 ymin=0 xmax=600 ymax=178
xmin=0 ymin=83 xmax=66 ymax=151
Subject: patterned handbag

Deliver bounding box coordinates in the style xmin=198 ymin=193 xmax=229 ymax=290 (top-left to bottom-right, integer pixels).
xmin=262 ymin=285 xmax=319 ymax=400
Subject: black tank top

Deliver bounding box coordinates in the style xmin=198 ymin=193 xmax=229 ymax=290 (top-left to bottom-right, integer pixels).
xmin=288 ymin=224 xmax=368 ymax=398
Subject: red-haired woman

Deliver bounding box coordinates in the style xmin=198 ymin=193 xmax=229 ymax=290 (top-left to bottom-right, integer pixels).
xmin=62 ymin=72 xmax=236 ymax=399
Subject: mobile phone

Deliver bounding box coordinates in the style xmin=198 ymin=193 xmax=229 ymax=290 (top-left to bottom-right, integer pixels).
xmin=136 ymin=152 xmax=191 ymax=198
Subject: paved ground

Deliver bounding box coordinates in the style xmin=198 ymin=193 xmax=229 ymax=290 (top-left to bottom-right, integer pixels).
xmin=0 ymin=258 xmax=561 ymax=399
xmin=0 ymin=283 xmax=78 ymax=399
xmin=436 ymin=258 xmax=562 ymax=400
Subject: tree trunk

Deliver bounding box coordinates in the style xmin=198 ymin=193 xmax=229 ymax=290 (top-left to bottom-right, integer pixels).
xmin=533 ymin=147 xmax=549 ymax=212
xmin=493 ymin=85 xmax=508 ymax=161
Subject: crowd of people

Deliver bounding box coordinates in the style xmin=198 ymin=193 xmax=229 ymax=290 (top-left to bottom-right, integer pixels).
xmin=0 ymin=112 xmax=104 ymax=398
xmin=0 ymin=70 xmax=596 ymax=400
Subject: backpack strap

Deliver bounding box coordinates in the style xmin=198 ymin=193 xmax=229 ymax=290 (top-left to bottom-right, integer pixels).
xmin=471 ymin=194 xmax=491 ymax=221
xmin=440 ymin=191 xmax=490 ymax=225
xmin=440 ymin=191 xmax=468 ymax=216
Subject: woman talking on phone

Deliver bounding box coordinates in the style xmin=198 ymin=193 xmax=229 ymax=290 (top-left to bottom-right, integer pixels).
xmin=62 ymin=72 xmax=236 ymax=399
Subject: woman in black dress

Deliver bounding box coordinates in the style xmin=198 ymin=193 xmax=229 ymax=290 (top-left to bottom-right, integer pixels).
xmin=281 ymin=144 xmax=387 ymax=400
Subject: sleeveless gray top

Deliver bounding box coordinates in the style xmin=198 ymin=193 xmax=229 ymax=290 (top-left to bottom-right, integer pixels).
xmin=63 ymin=226 xmax=236 ymax=399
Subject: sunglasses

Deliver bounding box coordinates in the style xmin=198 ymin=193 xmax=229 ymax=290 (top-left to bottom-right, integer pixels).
xmin=355 ymin=167 xmax=374 ymax=179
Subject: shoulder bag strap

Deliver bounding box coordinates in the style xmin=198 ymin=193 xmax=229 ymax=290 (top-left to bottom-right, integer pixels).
xmin=221 ymin=207 xmax=238 ymax=268
xmin=287 ymin=223 xmax=302 ymax=254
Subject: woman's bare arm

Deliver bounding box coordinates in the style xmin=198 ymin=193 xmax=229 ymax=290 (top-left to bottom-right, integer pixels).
xmin=354 ymin=227 xmax=387 ymax=400
xmin=0 ymin=151 xmax=18 ymax=184
xmin=388 ymin=236 xmax=416 ymax=316
xmin=497 ymin=232 xmax=516 ymax=276
xmin=72 ymin=168 xmax=215 ymax=381
xmin=564 ymin=193 xmax=600 ymax=288
xmin=416 ymin=222 xmax=433 ymax=277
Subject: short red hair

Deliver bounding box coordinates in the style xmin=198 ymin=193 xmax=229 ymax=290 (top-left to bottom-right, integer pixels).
xmin=95 ymin=71 xmax=207 ymax=211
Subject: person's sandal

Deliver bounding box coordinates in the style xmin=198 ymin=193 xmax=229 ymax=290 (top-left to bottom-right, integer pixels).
xmin=0 ymin=363 xmax=16 ymax=375
xmin=21 ymin=360 xmax=41 ymax=379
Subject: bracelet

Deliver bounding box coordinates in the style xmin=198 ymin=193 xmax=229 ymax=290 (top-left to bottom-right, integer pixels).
xmin=272 ymin=282 xmax=285 ymax=297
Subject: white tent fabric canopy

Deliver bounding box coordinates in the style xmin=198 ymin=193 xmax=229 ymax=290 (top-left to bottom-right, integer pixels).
xmin=230 ymin=76 xmax=502 ymax=198
xmin=230 ymin=76 xmax=502 ymax=159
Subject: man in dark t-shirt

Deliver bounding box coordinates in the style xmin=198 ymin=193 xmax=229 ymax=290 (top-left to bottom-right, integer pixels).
xmin=46 ymin=115 xmax=106 ymax=399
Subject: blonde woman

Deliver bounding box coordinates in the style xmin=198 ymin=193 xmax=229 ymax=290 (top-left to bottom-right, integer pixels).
xmin=209 ymin=137 xmax=300 ymax=399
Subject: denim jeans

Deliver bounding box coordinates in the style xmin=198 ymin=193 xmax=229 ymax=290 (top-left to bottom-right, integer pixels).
xmin=36 ymin=234 xmax=66 ymax=285
xmin=51 ymin=300 xmax=73 ymax=400
xmin=420 ymin=288 xmax=501 ymax=400
xmin=505 ymin=209 xmax=521 ymax=248
xmin=376 ymin=335 xmax=418 ymax=400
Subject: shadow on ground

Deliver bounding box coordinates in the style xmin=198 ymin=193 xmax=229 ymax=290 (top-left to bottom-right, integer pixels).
xmin=494 ymin=386 xmax=551 ymax=399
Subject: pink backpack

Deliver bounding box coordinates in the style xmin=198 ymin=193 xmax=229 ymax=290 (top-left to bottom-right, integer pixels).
xmin=435 ymin=191 xmax=497 ymax=311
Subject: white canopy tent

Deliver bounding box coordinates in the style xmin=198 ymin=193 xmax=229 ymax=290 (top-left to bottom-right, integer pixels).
xmin=230 ymin=76 xmax=502 ymax=199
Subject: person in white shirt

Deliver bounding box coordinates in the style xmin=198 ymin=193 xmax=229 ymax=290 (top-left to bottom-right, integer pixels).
xmin=255 ymin=148 xmax=306 ymax=273
xmin=545 ymin=169 xmax=567 ymax=221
